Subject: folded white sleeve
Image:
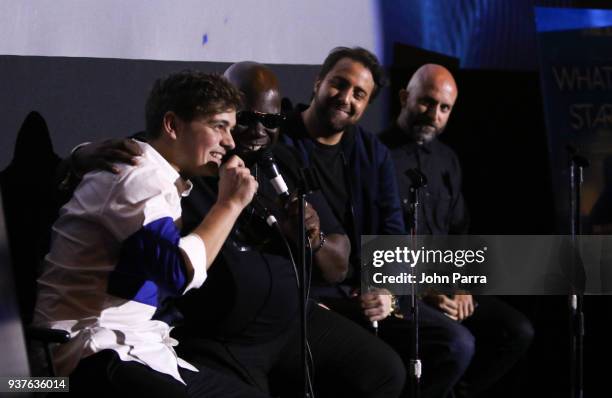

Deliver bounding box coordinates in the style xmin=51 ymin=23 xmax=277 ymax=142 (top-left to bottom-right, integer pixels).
xmin=178 ymin=233 xmax=207 ymax=292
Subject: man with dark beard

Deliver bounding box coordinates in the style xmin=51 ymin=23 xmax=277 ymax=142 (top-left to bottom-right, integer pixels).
xmin=280 ymin=47 xmax=442 ymax=396
xmin=380 ymin=64 xmax=534 ymax=398
xmin=280 ymin=47 xmax=403 ymax=325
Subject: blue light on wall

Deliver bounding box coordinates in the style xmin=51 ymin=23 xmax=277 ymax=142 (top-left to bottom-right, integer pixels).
xmin=377 ymin=0 xmax=573 ymax=70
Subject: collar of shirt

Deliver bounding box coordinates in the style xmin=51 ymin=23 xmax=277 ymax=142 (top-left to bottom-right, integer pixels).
xmin=135 ymin=140 xmax=193 ymax=197
xmin=404 ymin=139 xmax=433 ymax=156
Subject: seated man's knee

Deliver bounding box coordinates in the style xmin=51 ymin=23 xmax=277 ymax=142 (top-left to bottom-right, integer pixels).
xmin=446 ymin=325 xmax=475 ymax=372
xmin=385 ymin=347 xmax=407 ymax=394
xmin=363 ymin=341 xmax=406 ymax=397
xmin=510 ymin=315 xmax=534 ymax=352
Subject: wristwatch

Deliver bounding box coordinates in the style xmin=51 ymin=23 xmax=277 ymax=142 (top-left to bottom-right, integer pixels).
xmin=390 ymin=295 xmax=403 ymax=318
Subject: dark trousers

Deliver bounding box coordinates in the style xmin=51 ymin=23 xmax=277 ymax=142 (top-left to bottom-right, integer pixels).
xmin=321 ymin=295 xmax=533 ymax=398
xmin=455 ymin=296 xmax=534 ymax=398
xmin=175 ymin=304 xmax=406 ymax=398
xmin=382 ymin=296 xmax=533 ymax=398
xmin=68 ymin=349 xmax=269 ymax=397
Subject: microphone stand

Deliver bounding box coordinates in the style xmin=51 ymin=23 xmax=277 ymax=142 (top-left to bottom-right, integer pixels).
xmin=568 ymin=149 xmax=588 ymax=398
xmin=297 ymin=188 xmax=310 ymax=398
xmin=296 ymin=167 xmax=320 ymax=398
xmin=405 ymin=168 xmax=427 ymax=398
xmin=257 ymin=150 xmax=317 ymax=397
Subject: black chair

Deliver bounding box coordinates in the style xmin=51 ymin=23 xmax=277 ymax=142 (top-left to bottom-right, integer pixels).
xmin=1 ymin=190 xmax=69 ymax=378
xmin=0 ymin=189 xmax=31 ymax=378
xmin=0 ymin=112 xmax=69 ymax=378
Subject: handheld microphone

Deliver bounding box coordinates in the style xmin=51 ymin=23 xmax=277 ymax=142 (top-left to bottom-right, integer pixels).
xmin=221 ymin=150 xmax=279 ymax=227
xmin=258 ymin=149 xmax=290 ymax=199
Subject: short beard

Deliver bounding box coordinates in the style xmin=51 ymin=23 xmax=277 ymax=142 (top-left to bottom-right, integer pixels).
xmin=314 ymin=98 xmax=352 ymax=134
xmin=411 ymin=126 xmax=439 ymax=145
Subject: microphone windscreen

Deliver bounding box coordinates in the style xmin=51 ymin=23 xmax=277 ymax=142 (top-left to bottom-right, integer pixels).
xmin=257 ymin=149 xmax=289 ymax=197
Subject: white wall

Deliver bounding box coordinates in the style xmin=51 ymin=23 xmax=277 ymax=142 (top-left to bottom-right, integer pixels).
xmin=0 ymin=0 xmax=382 ymax=64
xmin=0 ymin=0 xmax=386 ymax=168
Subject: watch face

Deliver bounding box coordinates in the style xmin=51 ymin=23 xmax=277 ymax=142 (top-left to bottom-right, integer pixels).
xmin=390 ymin=296 xmax=401 ymax=316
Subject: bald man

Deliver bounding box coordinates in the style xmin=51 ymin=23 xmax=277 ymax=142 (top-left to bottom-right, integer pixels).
xmin=224 ymin=62 xmax=282 ymax=154
xmin=381 ymin=65 xmax=533 ymax=398
xmin=381 ymin=64 xmax=467 ymax=235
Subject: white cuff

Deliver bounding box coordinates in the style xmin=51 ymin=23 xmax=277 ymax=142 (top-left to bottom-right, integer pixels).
xmin=179 ymin=233 xmax=207 ymax=292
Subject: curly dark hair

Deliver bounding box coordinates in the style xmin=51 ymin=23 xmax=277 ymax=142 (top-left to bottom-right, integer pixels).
xmin=145 ymin=70 xmax=242 ymax=138
xmin=317 ymin=47 xmax=387 ymax=102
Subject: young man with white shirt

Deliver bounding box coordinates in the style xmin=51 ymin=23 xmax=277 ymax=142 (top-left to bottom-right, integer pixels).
xmin=33 ymin=71 xmax=265 ymax=397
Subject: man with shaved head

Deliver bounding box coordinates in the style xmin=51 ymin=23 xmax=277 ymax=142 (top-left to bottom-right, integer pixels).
xmin=381 ymin=64 xmax=533 ymax=397
xmin=382 ymin=64 xmax=465 ymax=235
xmin=223 ymin=61 xmax=282 ymax=154
xmin=398 ymin=64 xmax=458 ymax=146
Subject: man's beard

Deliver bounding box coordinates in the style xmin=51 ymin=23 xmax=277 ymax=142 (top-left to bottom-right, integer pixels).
xmin=406 ymin=114 xmax=444 ymax=144
xmin=314 ymin=97 xmax=354 ymax=134
xmin=411 ymin=124 xmax=440 ymax=144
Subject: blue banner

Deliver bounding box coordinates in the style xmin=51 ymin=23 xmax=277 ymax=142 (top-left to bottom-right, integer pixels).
xmin=536 ymin=7 xmax=612 ymax=234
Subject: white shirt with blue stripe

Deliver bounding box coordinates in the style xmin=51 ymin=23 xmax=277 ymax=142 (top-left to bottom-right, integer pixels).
xmin=34 ymin=140 xmax=207 ymax=384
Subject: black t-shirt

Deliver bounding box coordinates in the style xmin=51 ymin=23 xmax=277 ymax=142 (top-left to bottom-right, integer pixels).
xmin=310 ymin=139 xmax=350 ymax=229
